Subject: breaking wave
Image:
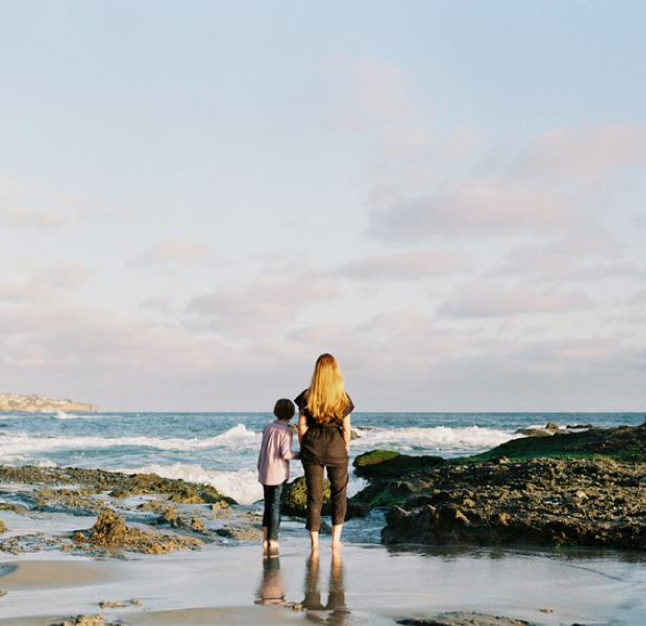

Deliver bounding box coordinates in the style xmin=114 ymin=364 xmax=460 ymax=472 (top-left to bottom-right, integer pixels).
xmin=0 ymin=424 xmax=261 ymax=455
xmin=110 ymin=463 xmax=264 ymax=505
xmin=352 ymin=425 xmax=519 ymax=453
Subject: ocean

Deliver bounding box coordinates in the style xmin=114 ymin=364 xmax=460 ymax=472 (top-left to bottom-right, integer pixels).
xmin=1 ymin=411 xmax=642 ymax=508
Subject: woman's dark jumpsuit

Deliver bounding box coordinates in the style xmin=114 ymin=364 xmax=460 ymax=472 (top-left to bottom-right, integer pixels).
xmin=294 ymin=390 xmax=354 ymax=531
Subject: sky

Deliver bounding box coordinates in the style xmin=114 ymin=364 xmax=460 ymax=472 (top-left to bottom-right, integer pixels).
xmin=0 ymin=0 xmax=645 ymax=411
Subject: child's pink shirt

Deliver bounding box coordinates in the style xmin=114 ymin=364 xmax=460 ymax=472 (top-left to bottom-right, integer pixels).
xmin=257 ymin=421 xmax=299 ymax=486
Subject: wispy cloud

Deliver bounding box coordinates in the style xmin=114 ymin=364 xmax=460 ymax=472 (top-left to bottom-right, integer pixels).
xmin=0 ymin=263 xmax=90 ymax=304
xmin=128 ymin=240 xmax=214 ymax=270
xmin=369 ymin=177 xmax=575 ymax=240
xmin=518 ymin=124 xmax=646 ymax=184
xmin=439 ymin=283 xmax=592 ymax=319
xmin=336 ymin=249 xmax=469 ymax=281
xmin=186 ymin=273 xmax=343 ymax=336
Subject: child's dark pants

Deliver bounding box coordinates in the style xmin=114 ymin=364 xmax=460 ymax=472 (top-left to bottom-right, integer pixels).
xmin=262 ymin=481 xmax=286 ymax=541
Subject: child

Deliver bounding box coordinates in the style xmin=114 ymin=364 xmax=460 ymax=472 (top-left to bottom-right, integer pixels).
xmin=257 ymin=398 xmax=300 ymax=553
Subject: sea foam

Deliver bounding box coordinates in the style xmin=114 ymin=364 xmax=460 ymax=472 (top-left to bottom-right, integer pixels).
xmin=112 ymin=463 xmax=264 ymax=505
xmin=352 ymin=425 xmax=519 ymax=452
xmin=0 ymin=424 xmax=261 ymax=455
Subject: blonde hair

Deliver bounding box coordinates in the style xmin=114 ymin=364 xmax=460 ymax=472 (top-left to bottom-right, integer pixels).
xmin=305 ymin=353 xmax=350 ymax=424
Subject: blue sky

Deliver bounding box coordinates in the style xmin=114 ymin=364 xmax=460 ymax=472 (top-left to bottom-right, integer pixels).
xmin=1 ymin=1 xmax=645 ymax=411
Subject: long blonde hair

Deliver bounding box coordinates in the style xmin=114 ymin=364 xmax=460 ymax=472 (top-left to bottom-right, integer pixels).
xmin=305 ymin=353 xmax=350 ymax=424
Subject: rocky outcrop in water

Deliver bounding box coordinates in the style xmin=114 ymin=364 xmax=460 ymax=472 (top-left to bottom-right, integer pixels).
xmin=381 ymin=458 xmax=646 ymax=549
xmin=352 ymin=422 xmax=646 ymax=550
xmin=0 ymin=465 xmax=253 ymax=556
xmin=0 ymin=392 xmax=98 ymax=413
xmin=73 ymin=509 xmax=202 ymax=554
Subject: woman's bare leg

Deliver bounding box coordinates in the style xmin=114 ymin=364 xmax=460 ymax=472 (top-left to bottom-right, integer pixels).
xmin=309 ymin=530 xmax=319 ymax=552
xmin=262 ymin=526 xmax=269 ymax=553
xmin=331 ymin=524 xmax=343 ymax=549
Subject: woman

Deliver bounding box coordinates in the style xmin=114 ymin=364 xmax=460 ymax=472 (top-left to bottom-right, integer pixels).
xmin=295 ymin=353 xmax=354 ymax=551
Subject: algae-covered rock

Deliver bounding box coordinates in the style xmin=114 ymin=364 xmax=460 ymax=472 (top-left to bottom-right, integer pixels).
xmin=397 ymin=612 xmax=530 ymax=625
xmin=73 ymin=509 xmax=201 ymax=554
xmin=381 ymin=458 xmax=646 ymax=550
xmin=353 ymin=450 xmax=444 ymax=479
xmin=51 ymin=616 xmax=122 ymax=626
xmin=216 ymin=526 xmax=263 ymax=541
xmin=0 ymin=518 xmax=6 ymax=534
xmin=211 ymin=501 xmax=232 ymax=519
xmin=283 ymin=476 xmax=331 ymax=517
xmin=470 ymin=423 xmax=646 ymax=463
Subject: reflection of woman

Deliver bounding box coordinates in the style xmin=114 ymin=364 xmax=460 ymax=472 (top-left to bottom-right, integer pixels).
xmin=295 ymin=354 xmax=354 ymax=551
xmin=255 ymin=557 xmax=286 ymax=606
xmin=302 ymin=552 xmax=349 ymax=625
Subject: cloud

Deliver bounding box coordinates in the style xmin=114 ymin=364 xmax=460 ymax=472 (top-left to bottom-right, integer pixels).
xmin=0 ymin=263 xmax=90 ymax=304
xmin=369 ymin=177 xmax=575 ymax=241
xmin=439 ymin=283 xmax=592 ymax=319
xmin=0 ymin=302 xmax=239 ymax=410
xmin=0 ymin=180 xmax=77 ymax=230
xmin=138 ymin=295 xmax=177 ymax=313
xmin=321 ymin=55 xmax=432 ymax=158
xmin=492 ymin=230 xmax=644 ymax=282
xmin=336 ymin=249 xmax=469 ymax=281
xmin=128 ymin=240 xmax=213 ymax=269
xmin=186 ymin=273 xmax=343 ymax=336
xmin=0 ymin=199 xmax=67 ymax=230
xmin=518 ymin=124 xmax=646 ymax=184
xmin=628 ymin=288 xmax=646 ymax=306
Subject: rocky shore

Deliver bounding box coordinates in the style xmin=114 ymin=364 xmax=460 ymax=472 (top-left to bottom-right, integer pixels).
xmin=0 ymin=393 xmax=98 ymax=413
xmin=0 ymin=465 xmax=261 ymax=557
xmin=349 ymin=420 xmax=646 ymax=550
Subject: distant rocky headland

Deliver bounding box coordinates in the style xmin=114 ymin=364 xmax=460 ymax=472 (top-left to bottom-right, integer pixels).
xmin=0 ymin=392 xmax=98 ymax=413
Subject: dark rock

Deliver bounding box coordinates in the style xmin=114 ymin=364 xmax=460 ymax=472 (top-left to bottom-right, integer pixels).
xmin=283 ymin=476 xmax=330 ymax=517
xmin=382 ymin=458 xmax=646 ymax=550
xmin=397 ymin=612 xmax=531 ymax=625
xmin=469 ymin=423 xmax=646 ymax=463
xmin=353 ymin=450 xmax=444 ymax=479
xmin=515 ymin=427 xmax=555 ymax=438
xmin=73 ymin=508 xmax=201 ymax=554
xmin=0 ymin=465 xmax=235 ymax=505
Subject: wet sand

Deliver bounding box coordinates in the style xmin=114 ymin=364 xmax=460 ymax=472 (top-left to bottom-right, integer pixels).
xmin=2 ymin=538 xmax=646 ymax=625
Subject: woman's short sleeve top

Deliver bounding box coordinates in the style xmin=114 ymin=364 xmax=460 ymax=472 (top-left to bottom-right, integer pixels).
xmin=294 ymin=389 xmax=355 ymax=427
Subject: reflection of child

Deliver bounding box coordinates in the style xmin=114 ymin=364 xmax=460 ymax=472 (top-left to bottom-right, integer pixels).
xmin=255 ymin=557 xmax=286 ymax=606
xmin=257 ymin=399 xmax=300 ymax=552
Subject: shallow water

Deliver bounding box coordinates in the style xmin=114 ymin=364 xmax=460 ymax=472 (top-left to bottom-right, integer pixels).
xmin=2 ymin=540 xmax=646 ymax=624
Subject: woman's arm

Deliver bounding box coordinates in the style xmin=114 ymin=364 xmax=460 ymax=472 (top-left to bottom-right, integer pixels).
xmin=342 ymin=415 xmax=352 ymax=453
xmin=298 ymin=414 xmax=308 ymax=446
xmin=279 ymin=428 xmax=300 ymax=460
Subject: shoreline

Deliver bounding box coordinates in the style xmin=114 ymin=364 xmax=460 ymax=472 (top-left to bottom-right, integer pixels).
xmin=3 ymin=540 xmax=646 ymax=625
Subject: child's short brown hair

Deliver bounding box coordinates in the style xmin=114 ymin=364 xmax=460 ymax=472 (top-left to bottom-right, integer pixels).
xmin=274 ymin=398 xmax=295 ymax=421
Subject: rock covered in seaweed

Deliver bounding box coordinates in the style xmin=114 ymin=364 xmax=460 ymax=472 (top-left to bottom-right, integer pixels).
xmin=353 ymin=450 xmax=444 ymax=479
xmin=381 ymin=458 xmax=646 ymax=550
xmin=73 ymin=509 xmax=201 ymax=554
